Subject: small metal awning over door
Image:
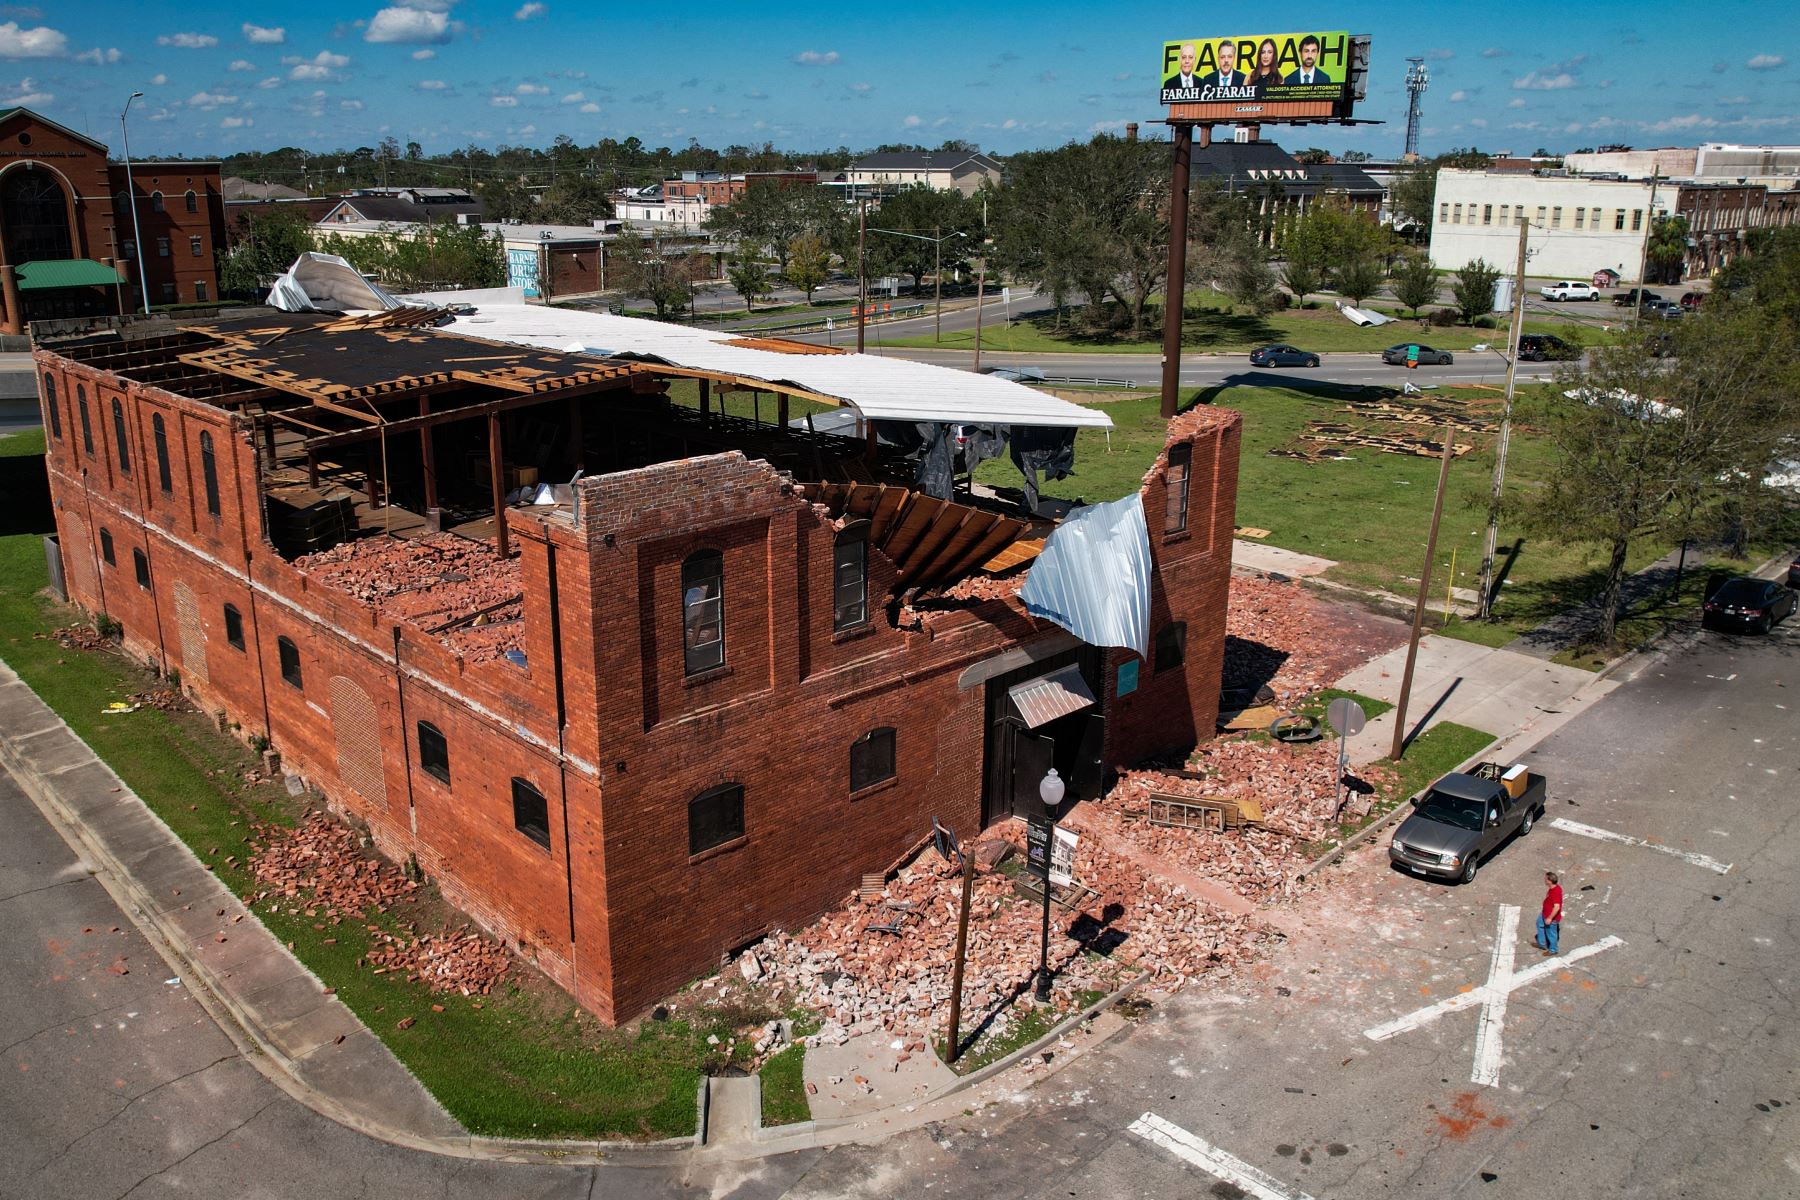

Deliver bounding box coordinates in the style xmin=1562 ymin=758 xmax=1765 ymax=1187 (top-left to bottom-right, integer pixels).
xmin=1007 ymin=664 xmax=1096 ymax=729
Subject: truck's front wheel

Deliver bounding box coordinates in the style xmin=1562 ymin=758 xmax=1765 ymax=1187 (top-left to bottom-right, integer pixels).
xmin=1459 ymin=855 xmax=1480 ymax=884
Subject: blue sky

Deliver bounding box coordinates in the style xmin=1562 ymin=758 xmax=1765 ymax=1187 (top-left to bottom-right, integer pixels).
xmin=7 ymin=1 xmax=1797 ymax=159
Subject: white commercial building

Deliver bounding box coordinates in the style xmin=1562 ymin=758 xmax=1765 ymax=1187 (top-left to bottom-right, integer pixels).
xmin=1428 ymin=169 xmax=1673 ymax=283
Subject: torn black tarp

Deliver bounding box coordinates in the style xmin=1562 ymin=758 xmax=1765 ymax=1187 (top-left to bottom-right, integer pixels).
xmin=1010 ymin=426 xmax=1079 ymax=515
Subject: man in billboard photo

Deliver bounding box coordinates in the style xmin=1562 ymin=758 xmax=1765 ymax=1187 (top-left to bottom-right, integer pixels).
xmin=1284 ymin=34 xmax=1333 ymax=85
xmin=1163 ymin=43 xmax=1201 ymax=91
xmin=1211 ymin=39 xmax=1245 ymax=88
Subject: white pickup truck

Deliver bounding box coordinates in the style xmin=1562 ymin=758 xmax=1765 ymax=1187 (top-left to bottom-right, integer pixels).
xmin=1539 ymin=280 xmax=1600 ymax=301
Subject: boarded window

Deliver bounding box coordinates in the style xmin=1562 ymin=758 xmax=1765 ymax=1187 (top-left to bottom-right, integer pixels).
xmin=78 ymin=386 xmax=94 ymax=456
xmin=1155 ymin=621 xmax=1187 ymax=672
xmin=277 ymin=636 xmax=302 ymax=689
xmin=223 ymin=603 xmax=245 ymax=650
xmin=330 ymin=676 xmax=387 ymax=806
xmin=152 ymin=414 xmax=172 ymax=494
xmin=43 ymin=373 xmax=60 ymax=440
xmin=99 ymin=527 xmax=115 ymax=565
xmin=417 ymin=721 xmax=450 ymax=784
xmin=132 ymin=548 xmax=149 ymax=589
xmin=199 ymin=430 xmax=221 ymax=516
xmin=681 ymin=549 xmax=724 ymax=674
xmin=1164 ymin=443 xmax=1192 ymax=534
xmin=689 ymin=783 xmax=745 ymax=856
xmin=833 ymin=524 xmax=868 ymax=631
xmin=511 ymin=778 xmax=551 ymax=849
xmin=173 ymin=581 xmax=207 ymax=684
xmin=110 ymin=397 xmax=131 ymax=475
xmin=849 ymin=727 xmax=896 ymax=793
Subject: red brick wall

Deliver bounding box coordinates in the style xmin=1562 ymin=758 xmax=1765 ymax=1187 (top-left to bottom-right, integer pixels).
xmin=109 ymin=164 xmax=227 ymax=305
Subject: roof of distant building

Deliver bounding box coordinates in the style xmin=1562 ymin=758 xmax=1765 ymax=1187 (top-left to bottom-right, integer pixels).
xmin=324 ymin=195 xmax=485 ymax=224
xmin=223 ymin=176 xmax=308 ymax=201
xmin=848 ymin=150 xmax=1003 ymax=174
xmin=1306 ymin=162 xmax=1382 ymax=193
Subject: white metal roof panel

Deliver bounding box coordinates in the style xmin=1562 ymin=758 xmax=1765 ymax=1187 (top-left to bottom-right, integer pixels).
xmin=1008 ymin=664 xmax=1097 ymax=729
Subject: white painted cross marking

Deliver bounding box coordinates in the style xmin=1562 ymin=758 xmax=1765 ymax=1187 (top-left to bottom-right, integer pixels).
xmin=1550 ymin=817 xmax=1733 ymax=874
xmin=1128 ymin=1112 xmax=1317 ymax=1200
xmin=1364 ymin=906 xmax=1624 ymax=1087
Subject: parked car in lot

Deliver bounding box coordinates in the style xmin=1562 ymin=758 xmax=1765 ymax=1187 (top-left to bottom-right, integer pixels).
xmin=1680 ymin=291 xmax=1706 ymax=311
xmin=1249 ymin=343 xmax=1321 ymax=368
xmin=1702 ymin=576 xmax=1798 ymax=634
xmin=1517 ymin=333 xmax=1579 ymax=362
xmin=1643 ymin=299 xmax=1684 ymax=320
xmin=1612 ymin=288 xmax=1664 ymax=309
xmin=1382 ymin=343 xmax=1454 ymax=365
xmin=1539 ymin=280 xmax=1600 ymax=301
xmin=1391 ymin=762 xmax=1547 ymax=884
xmin=1789 ymin=555 xmax=1800 ymax=589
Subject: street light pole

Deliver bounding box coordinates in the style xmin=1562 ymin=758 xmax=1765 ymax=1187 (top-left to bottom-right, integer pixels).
xmin=933 ymin=223 xmax=942 ymax=344
xmin=1035 ymin=767 xmax=1065 ymax=1003
xmin=119 ymin=91 xmax=151 ymax=316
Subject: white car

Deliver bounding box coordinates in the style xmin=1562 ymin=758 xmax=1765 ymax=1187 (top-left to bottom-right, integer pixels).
xmin=1539 ymin=281 xmax=1600 ymax=301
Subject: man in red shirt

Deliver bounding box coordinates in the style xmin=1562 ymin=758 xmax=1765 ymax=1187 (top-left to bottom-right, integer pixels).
xmin=1535 ymin=871 xmax=1564 ymax=955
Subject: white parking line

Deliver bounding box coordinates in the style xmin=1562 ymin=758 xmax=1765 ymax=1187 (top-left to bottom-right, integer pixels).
xmin=1128 ymin=1112 xmax=1317 ymax=1200
xmin=1470 ymin=905 xmax=1520 ymax=1087
xmin=1550 ymin=817 xmax=1733 ymax=874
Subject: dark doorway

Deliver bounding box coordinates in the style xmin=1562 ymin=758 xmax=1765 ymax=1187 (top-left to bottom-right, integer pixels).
xmin=981 ymin=645 xmax=1106 ymax=827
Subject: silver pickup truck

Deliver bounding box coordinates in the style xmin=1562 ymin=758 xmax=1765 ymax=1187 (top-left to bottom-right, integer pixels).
xmin=1389 ymin=763 xmax=1548 ymax=884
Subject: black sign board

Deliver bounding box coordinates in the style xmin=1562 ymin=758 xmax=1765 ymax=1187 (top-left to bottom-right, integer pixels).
xmin=1025 ymin=816 xmax=1052 ymax=880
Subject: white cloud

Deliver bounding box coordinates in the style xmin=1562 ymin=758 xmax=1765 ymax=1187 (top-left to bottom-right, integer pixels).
xmin=411 ymin=48 xmax=435 ymax=60
xmin=516 ymin=123 xmax=535 ymax=135
xmin=221 ymin=115 xmax=252 ymax=128
xmin=0 ymin=20 xmax=67 ymax=57
xmin=515 ymin=2 xmax=546 ymax=18
xmin=157 ymin=32 xmax=218 ymax=48
xmin=242 ymin=23 xmax=284 ymax=44
xmin=187 ymin=89 xmax=238 ymax=109
xmin=1507 ymin=97 xmax=1526 ymax=108
xmin=848 ymin=81 xmax=871 ymax=93
xmin=258 ymin=76 xmax=281 ymax=89
xmin=1428 ymin=48 xmax=1455 ymax=61
xmin=793 ymin=49 xmax=838 ymax=66
xmin=515 ymin=82 xmax=547 ymax=94
xmin=1449 ymin=90 xmax=1468 ymax=102
xmin=286 ymin=50 xmax=349 ymax=80
xmin=902 ymin=114 xmax=922 ymax=128
xmin=417 ymin=78 xmax=448 ymax=90
xmin=1513 ymin=71 xmax=1575 ymax=90
xmin=228 ymin=59 xmax=255 ymax=71
xmin=1747 ymin=54 xmax=1785 ymax=71
xmin=489 ymin=94 xmax=517 ymax=107
xmin=559 ymin=90 xmax=583 ymax=103
xmin=1480 ymin=46 xmax=1509 ymax=59
xmin=364 ymin=7 xmax=450 ymax=45
xmin=577 ymin=101 xmax=598 ymax=113
xmin=74 ymin=46 xmax=122 ymax=65
xmin=149 ymin=72 xmax=167 ymax=85
xmin=0 ymin=78 xmax=52 ymax=105
xmin=1469 ymin=118 xmax=1488 ymax=128
xmin=340 ymin=98 xmax=363 ymax=110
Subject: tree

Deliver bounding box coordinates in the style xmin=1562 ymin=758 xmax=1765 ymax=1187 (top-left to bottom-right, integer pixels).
xmin=1452 ymin=258 xmax=1503 ymax=323
xmin=1280 ymin=259 xmax=1323 ymax=307
xmin=1390 ymin=161 xmax=1439 ymax=239
xmin=1219 ymin=232 xmax=1277 ymax=315
xmin=1390 ymin=252 xmax=1439 ymax=317
xmin=783 ymin=233 xmax=831 ymax=303
xmin=865 ymin=184 xmax=976 ymax=298
xmin=1646 ymin=215 xmax=1689 ymax=284
xmin=536 ymin=174 xmax=614 ymax=226
xmin=1335 ymin=255 xmax=1384 ymax=307
xmin=1340 ymin=150 xmax=1373 ymax=163
xmin=314 ymin=223 xmax=504 ymax=292
xmin=726 ymin=251 xmax=770 ymax=313
xmin=218 ymin=206 xmax=315 ymax=298
xmin=608 ymin=227 xmax=699 ymax=319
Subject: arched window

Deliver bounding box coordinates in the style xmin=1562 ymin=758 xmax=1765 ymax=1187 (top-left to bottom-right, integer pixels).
xmin=199 ymin=429 xmax=221 ymax=516
xmin=184 ymin=189 xmax=197 ymax=213
xmin=99 ymin=527 xmax=115 ymax=565
xmin=277 ymin=636 xmax=302 ymax=689
xmin=110 ymin=397 xmax=130 ymax=475
xmin=77 ymin=385 xmax=94 ymax=456
xmin=681 ymin=549 xmax=724 ymax=675
xmin=833 ymin=522 xmax=869 ymax=631
xmin=42 ymin=372 xmax=60 ymax=440
xmin=688 ymin=783 xmax=745 ymax=855
xmin=849 ymin=727 xmax=896 ymax=793
xmin=511 ymin=777 xmax=550 ymax=849
xmin=150 ymin=190 xmax=164 ymax=213
xmin=416 ymin=721 xmax=450 ymax=784
xmin=0 ymin=169 xmax=72 ymax=262
xmin=152 ymin=413 xmax=171 ymax=494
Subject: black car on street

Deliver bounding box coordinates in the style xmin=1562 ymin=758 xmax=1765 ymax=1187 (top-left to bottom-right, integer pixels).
xmin=1249 ymin=344 xmax=1321 ymax=368
xmin=1382 ymin=343 xmax=1455 ymax=366
xmin=1518 ymin=334 xmax=1579 ymax=362
xmin=1702 ymin=576 xmax=1798 ymax=634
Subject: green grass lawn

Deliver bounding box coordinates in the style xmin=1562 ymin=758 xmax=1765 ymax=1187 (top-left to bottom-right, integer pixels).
xmin=758 ymin=1044 xmax=810 ymax=1127
xmin=0 ymin=426 xmax=776 ymax=1141
xmin=883 ymin=290 xmax=1609 ymax=356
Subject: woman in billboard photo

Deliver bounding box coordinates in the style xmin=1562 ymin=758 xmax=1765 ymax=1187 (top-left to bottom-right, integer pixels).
xmin=1246 ymin=37 xmax=1283 ymax=91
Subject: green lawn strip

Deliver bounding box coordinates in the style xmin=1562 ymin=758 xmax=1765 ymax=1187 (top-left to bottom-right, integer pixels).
xmin=758 ymin=1044 xmax=810 ymax=1126
xmin=1294 ymin=688 xmax=1394 ymax=723
xmin=937 ymin=983 xmax=1108 ymax=1076
xmin=1305 ymin=720 xmax=1497 ymax=858
xmin=661 ymin=376 xmax=837 ymax=424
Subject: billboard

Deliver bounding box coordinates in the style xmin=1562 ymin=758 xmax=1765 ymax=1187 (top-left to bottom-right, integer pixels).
xmin=1160 ymin=32 xmax=1362 ymax=120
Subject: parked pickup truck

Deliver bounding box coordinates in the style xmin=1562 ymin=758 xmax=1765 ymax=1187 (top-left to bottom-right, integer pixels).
xmin=1539 ymin=281 xmax=1600 ymax=301
xmin=1389 ymin=762 xmax=1547 ymax=884
xmin=1612 ymin=288 xmax=1663 ymax=309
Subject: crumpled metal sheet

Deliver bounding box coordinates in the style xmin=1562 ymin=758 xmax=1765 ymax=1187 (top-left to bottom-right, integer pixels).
xmin=1019 ymin=493 xmax=1152 ymax=657
xmin=266 ymin=252 xmax=406 ymax=314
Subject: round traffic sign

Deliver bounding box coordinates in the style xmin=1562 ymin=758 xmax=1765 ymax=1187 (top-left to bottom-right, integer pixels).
xmin=1326 ymin=697 xmax=1368 ymax=737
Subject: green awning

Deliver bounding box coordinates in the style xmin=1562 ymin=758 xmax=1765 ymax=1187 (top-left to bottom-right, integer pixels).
xmin=15 ymin=259 xmax=127 ymax=290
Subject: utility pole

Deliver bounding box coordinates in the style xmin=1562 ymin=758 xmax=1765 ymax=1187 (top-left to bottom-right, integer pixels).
xmin=1632 ymin=172 xmax=1661 ymax=326
xmin=973 ymin=257 xmax=986 ymax=372
xmin=1159 ymin=123 xmax=1195 ymax=419
xmin=1476 ymin=218 xmax=1531 ymax=619
xmin=1389 ymin=426 xmax=1457 ymax=761
xmin=856 ymin=197 xmax=867 ymax=353
xmin=933 ymin=222 xmax=942 ymax=343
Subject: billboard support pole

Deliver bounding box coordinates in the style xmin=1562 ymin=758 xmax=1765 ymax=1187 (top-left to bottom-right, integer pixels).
xmin=1160 ymin=122 xmax=1197 ymax=420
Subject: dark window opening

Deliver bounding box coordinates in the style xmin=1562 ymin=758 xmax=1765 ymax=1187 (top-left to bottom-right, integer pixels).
xmin=78 ymin=386 xmax=94 ymax=456
xmin=681 ymin=549 xmax=724 ymax=675
xmin=184 ymin=189 xmax=197 ymax=213
xmin=689 ymin=783 xmax=745 ymax=856
xmin=194 ymin=281 xmax=207 ymax=302
xmin=43 ymin=373 xmax=60 ymax=440
xmin=150 ymin=190 xmax=164 ymax=213
xmin=417 ymin=721 xmax=450 ymax=784
xmin=223 ymin=604 xmax=244 ymax=650
xmin=132 ymin=548 xmax=150 ymax=589
xmin=189 ymin=234 xmax=202 ymax=257
xmin=99 ymin=527 xmax=115 ymax=566
xmin=1164 ymin=443 xmax=1191 ymax=534
xmin=511 ymin=778 xmax=550 ymax=849
xmin=850 ymin=727 xmax=896 ymax=793
xmin=0 ymin=169 xmax=72 ymax=261
xmin=110 ymin=397 xmax=130 ymax=475
xmin=277 ymin=636 xmax=302 ymax=689
xmin=199 ymin=430 xmax=221 ymax=516
xmin=152 ymin=414 xmax=172 ymax=494
xmin=833 ymin=524 xmax=869 ymax=632
xmin=1155 ymin=621 xmax=1187 ymax=672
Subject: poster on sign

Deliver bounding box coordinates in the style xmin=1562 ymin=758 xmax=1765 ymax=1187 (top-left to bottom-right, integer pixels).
xmin=1159 ymin=32 xmax=1363 ymax=121
xmin=1050 ymin=826 xmax=1078 ymax=888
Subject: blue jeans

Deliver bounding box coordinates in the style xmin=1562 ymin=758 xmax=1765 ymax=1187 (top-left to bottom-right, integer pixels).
xmin=1536 ymin=915 xmax=1560 ymax=954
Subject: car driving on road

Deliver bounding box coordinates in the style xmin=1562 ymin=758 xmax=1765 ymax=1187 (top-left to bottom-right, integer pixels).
xmin=1249 ymin=344 xmax=1321 ymax=368
xmin=1382 ymin=343 xmax=1455 ymax=366
xmin=1390 ymin=763 xmax=1547 ymax=884
xmin=1702 ymin=576 xmax=1798 ymax=634
xmin=1518 ymin=333 xmax=1579 ymax=362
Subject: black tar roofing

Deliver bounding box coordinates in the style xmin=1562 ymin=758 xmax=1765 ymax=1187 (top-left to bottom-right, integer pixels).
xmin=330 ymin=196 xmax=487 ymax=223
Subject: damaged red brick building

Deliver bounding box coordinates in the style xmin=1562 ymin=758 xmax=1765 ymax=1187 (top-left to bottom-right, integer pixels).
xmin=33 ymin=293 xmax=1241 ymax=1023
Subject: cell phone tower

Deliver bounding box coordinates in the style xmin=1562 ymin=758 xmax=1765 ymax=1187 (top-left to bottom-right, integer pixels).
xmin=1404 ymin=57 xmax=1430 ymax=159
